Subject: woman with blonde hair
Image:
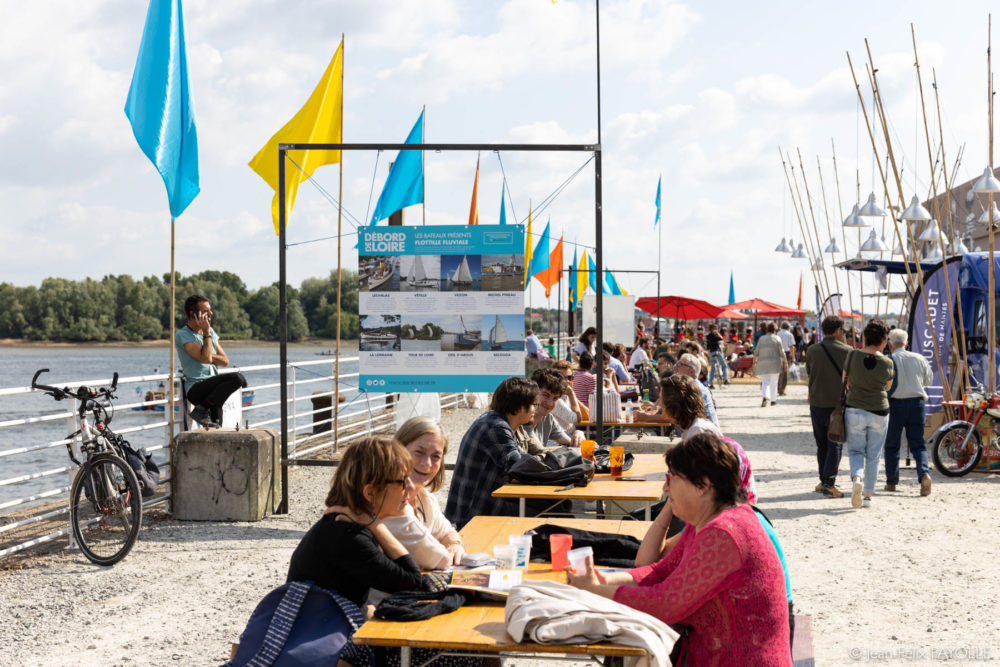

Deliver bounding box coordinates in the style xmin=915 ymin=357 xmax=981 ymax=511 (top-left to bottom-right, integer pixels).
xmin=382 ymin=417 xmax=466 ymax=569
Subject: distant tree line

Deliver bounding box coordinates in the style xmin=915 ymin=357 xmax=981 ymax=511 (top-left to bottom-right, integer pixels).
xmin=0 ymin=270 xmax=360 ymax=343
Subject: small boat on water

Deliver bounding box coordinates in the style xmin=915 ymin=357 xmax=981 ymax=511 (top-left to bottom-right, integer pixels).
xmin=452 ymin=255 xmax=473 ymax=286
xmin=406 ymin=255 xmax=438 ymax=289
xmin=367 ymin=260 xmax=394 ymax=289
xmin=455 ymin=315 xmax=481 ymax=349
xmin=488 ymin=315 xmax=508 ymax=351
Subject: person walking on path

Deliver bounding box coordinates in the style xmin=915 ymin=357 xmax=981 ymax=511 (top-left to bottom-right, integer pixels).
xmin=805 ymin=316 xmax=852 ymax=498
xmin=885 ymin=329 xmax=933 ymax=497
xmin=844 ymin=320 xmax=894 ymax=509
xmin=753 ymin=323 xmax=785 ymax=407
xmin=776 ymin=322 xmax=795 ymax=396
xmin=705 ymin=324 xmax=730 ymax=389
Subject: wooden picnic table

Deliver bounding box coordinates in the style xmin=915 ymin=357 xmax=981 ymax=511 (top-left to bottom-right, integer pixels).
xmin=492 ymin=453 xmax=666 ymax=520
xmin=351 ymin=516 xmax=653 ymax=666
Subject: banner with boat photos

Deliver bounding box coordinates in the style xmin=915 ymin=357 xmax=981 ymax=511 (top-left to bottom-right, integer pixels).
xmin=358 ymin=224 xmax=526 ymax=393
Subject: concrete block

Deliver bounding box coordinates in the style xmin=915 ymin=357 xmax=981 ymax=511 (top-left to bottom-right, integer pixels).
xmin=613 ymin=433 xmax=676 ymax=455
xmin=173 ymin=428 xmax=280 ymax=521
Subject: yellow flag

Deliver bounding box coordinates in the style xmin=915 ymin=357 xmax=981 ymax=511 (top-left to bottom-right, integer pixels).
xmin=249 ymin=39 xmax=343 ymax=234
xmin=577 ymin=249 xmax=588 ymax=299
xmin=523 ymin=203 xmax=533 ymax=288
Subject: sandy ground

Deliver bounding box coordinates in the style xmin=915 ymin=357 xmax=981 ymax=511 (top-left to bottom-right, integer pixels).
xmin=1 ymin=381 xmax=998 ymax=666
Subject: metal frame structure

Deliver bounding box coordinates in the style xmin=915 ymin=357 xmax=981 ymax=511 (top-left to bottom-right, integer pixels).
xmin=276 ymin=141 xmax=605 ymax=513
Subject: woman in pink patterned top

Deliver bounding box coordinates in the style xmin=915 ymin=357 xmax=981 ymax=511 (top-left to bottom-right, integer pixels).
xmin=567 ymin=432 xmax=791 ymax=665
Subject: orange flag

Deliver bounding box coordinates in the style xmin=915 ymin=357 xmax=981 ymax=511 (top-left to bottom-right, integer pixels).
xmin=797 ymin=273 xmax=803 ymax=309
xmin=467 ymin=156 xmax=480 ymax=225
xmin=539 ymin=235 xmax=564 ymax=298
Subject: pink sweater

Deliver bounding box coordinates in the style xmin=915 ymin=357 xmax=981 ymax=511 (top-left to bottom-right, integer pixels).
xmin=614 ymin=504 xmax=791 ymax=666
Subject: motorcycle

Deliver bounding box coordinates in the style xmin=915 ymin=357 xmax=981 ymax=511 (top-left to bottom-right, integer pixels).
xmin=929 ymin=389 xmax=997 ymax=476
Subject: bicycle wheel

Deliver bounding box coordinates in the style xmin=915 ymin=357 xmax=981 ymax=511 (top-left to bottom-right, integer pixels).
xmin=931 ymin=423 xmax=983 ymax=477
xmin=70 ymin=453 xmax=142 ymax=565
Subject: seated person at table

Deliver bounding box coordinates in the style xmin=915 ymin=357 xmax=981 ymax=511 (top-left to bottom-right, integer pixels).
xmin=444 ymin=377 xmax=538 ymax=529
xmin=548 ymin=360 xmax=589 ymax=432
xmin=572 ymin=352 xmax=598 ymax=407
xmin=603 ymin=341 xmax=633 ymax=383
xmin=629 ymin=337 xmax=651 ymax=368
xmin=524 ymin=368 xmax=585 ymax=448
xmin=637 ymin=374 xmax=757 ymax=502
xmin=670 ymin=352 xmax=717 ymax=425
xmin=566 ymin=432 xmax=791 ymax=665
xmin=655 ymin=351 xmax=676 ymax=377
xmin=572 ymin=326 xmax=598 ymax=362
xmin=598 ymin=352 xmax=619 ymax=392
xmin=381 ymin=417 xmax=466 ymax=570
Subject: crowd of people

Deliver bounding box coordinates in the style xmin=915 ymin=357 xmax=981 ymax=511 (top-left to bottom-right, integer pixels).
xmin=261 ymin=320 xmax=814 ymax=665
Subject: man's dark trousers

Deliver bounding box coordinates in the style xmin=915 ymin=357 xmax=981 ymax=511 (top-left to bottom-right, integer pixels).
xmin=810 ymin=406 xmax=842 ymax=486
xmin=885 ymin=397 xmax=930 ymax=484
xmin=186 ymin=373 xmax=247 ymax=423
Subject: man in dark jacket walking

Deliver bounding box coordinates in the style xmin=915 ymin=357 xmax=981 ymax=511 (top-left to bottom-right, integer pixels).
xmin=805 ymin=316 xmax=852 ymax=497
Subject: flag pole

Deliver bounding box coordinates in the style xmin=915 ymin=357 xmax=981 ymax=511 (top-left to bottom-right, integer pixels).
xmin=334 ymin=33 xmax=344 ymax=449
xmin=422 ymin=104 xmax=426 ymax=226
xmin=168 ymin=218 xmax=175 ymax=513
xmin=657 ymin=174 xmax=662 ymax=337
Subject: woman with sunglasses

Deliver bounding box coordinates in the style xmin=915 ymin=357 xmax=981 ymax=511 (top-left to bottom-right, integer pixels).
xmin=286 ymin=436 xmax=422 ymax=611
xmin=381 ymin=417 xmax=466 ymax=570
xmin=567 ymin=432 xmax=791 ymax=665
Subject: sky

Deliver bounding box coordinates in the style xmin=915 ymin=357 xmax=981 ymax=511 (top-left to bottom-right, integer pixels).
xmin=1 ymin=0 xmax=998 ymax=311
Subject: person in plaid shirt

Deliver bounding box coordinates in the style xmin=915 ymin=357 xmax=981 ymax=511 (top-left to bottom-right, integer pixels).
xmin=445 ymin=377 xmax=538 ymax=529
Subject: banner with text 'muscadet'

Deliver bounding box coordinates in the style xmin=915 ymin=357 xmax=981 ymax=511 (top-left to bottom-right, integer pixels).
xmin=358 ymin=224 xmax=526 ymax=393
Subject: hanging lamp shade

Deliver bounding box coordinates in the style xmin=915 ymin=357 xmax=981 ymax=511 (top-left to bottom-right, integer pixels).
xmin=950 ymin=237 xmax=969 ymax=255
xmin=811 ymin=257 xmax=824 ymax=270
xmin=823 ymin=237 xmax=840 ymax=254
xmin=978 ymin=201 xmax=1000 ymax=224
xmin=972 ymin=166 xmax=1000 ymax=193
xmin=860 ymin=228 xmax=889 ymax=254
xmin=774 ymin=237 xmax=791 ymax=253
xmin=899 ymin=195 xmax=932 ymax=221
xmin=790 ymin=242 xmax=807 ymax=259
xmin=917 ymin=219 xmax=941 ymax=242
xmin=842 ymin=203 xmax=868 ymax=227
xmin=858 ymin=192 xmax=888 ymax=217
xmin=892 ymin=239 xmax=904 ymax=256
xmin=923 ymin=245 xmax=942 ymax=261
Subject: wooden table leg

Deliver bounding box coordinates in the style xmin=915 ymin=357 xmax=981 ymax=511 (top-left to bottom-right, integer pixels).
xmin=519 ymin=497 xmax=525 ymax=517
xmin=399 ymin=646 xmax=411 ymax=667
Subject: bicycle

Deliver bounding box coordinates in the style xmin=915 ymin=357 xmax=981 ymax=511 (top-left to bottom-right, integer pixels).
xmin=31 ymin=368 xmax=142 ymax=565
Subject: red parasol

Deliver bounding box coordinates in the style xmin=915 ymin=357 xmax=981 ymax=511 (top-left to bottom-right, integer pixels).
xmin=636 ymin=295 xmax=726 ymax=320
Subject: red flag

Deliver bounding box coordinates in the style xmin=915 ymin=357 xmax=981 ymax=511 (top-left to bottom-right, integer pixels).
xmin=796 ymin=273 xmax=803 ymax=309
xmin=538 ymin=235 xmax=564 ymax=298
xmin=467 ymin=157 xmax=479 ymax=225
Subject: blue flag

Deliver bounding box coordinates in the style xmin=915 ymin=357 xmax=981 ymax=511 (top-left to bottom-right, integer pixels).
xmin=499 ymin=186 xmax=507 ymax=225
xmin=125 ymin=0 xmax=199 ymax=219
xmin=606 ymin=271 xmax=624 ymax=295
xmin=370 ymin=110 xmax=424 ymax=224
xmin=587 ymin=254 xmax=607 ymax=294
xmin=728 ymin=270 xmax=735 ymax=304
xmin=529 ymin=221 xmax=551 ymax=279
xmin=654 ymin=175 xmax=661 ymax=227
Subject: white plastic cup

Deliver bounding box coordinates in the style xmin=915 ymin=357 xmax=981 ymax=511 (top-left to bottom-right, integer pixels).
xmin=493 ymin=544 xmax=518 ymax=569
xmin=567 ymin=546 xmax=594 ymax=575
xmin=508 ymin=534 xmax=532 ymax=568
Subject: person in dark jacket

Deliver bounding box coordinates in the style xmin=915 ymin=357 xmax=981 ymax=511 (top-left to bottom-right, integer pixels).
xmin=804 ymin=316 xmax=852 ymax=498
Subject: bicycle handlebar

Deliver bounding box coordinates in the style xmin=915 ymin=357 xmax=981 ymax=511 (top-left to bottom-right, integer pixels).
xmin=31 ymin=368 xmax=119 ymax=402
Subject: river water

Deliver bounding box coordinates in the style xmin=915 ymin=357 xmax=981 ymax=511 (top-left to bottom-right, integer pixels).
xmin=0 ymin=342 xmax=361 ymax=506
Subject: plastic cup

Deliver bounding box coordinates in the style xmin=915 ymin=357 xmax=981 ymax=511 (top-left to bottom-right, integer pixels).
xmin=493 ymin=544 xmax=518 ymax=569
xmin=580 ymin=439 xmax=597 ymax=461
xmin=508 ymin=534 xmax=532 ymax=569
xmin=609 ymin=446 xmax=624 ymax=477
xmin=550 ymin=534 xmax=573 ymax=572
xmin=567 ymin=546 xmax=594 ymax=575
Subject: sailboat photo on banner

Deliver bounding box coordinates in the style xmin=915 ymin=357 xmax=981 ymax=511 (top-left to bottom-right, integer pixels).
xmin=400 ymin=254 xmax=441 ymax=291
xmin=481 ymin=252 xmax=525 ymax=290
xmin=482 ymin=314 xmax=524 ymax=352
xmin=441 ymin=254 xmax=481 ymax=291
xmin=440 ymin=314 xmax=482 ymax=351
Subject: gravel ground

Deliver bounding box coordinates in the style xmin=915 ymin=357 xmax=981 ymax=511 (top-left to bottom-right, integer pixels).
xmin=1 ymin=384 xmax=998 ymax=666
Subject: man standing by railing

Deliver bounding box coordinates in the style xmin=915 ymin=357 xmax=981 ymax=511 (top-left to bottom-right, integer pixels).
xmin=176 ymin=294 xmax=246 ymax=427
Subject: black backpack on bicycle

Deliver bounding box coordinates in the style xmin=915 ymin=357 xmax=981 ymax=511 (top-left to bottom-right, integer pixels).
xmin=119 ymin=442 xmax=160 ymax=498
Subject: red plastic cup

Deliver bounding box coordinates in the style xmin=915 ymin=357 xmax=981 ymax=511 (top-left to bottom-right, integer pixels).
xmin=550 ymin=534 xmax=573 ymax=572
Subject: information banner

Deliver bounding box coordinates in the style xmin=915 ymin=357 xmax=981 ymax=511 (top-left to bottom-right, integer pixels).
xmin=358 ymin=224 xmax=526 ymax=393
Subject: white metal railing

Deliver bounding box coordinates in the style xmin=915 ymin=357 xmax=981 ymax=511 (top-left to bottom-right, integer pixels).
xmin=0 ymin=355 xmax=465 ymax=560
